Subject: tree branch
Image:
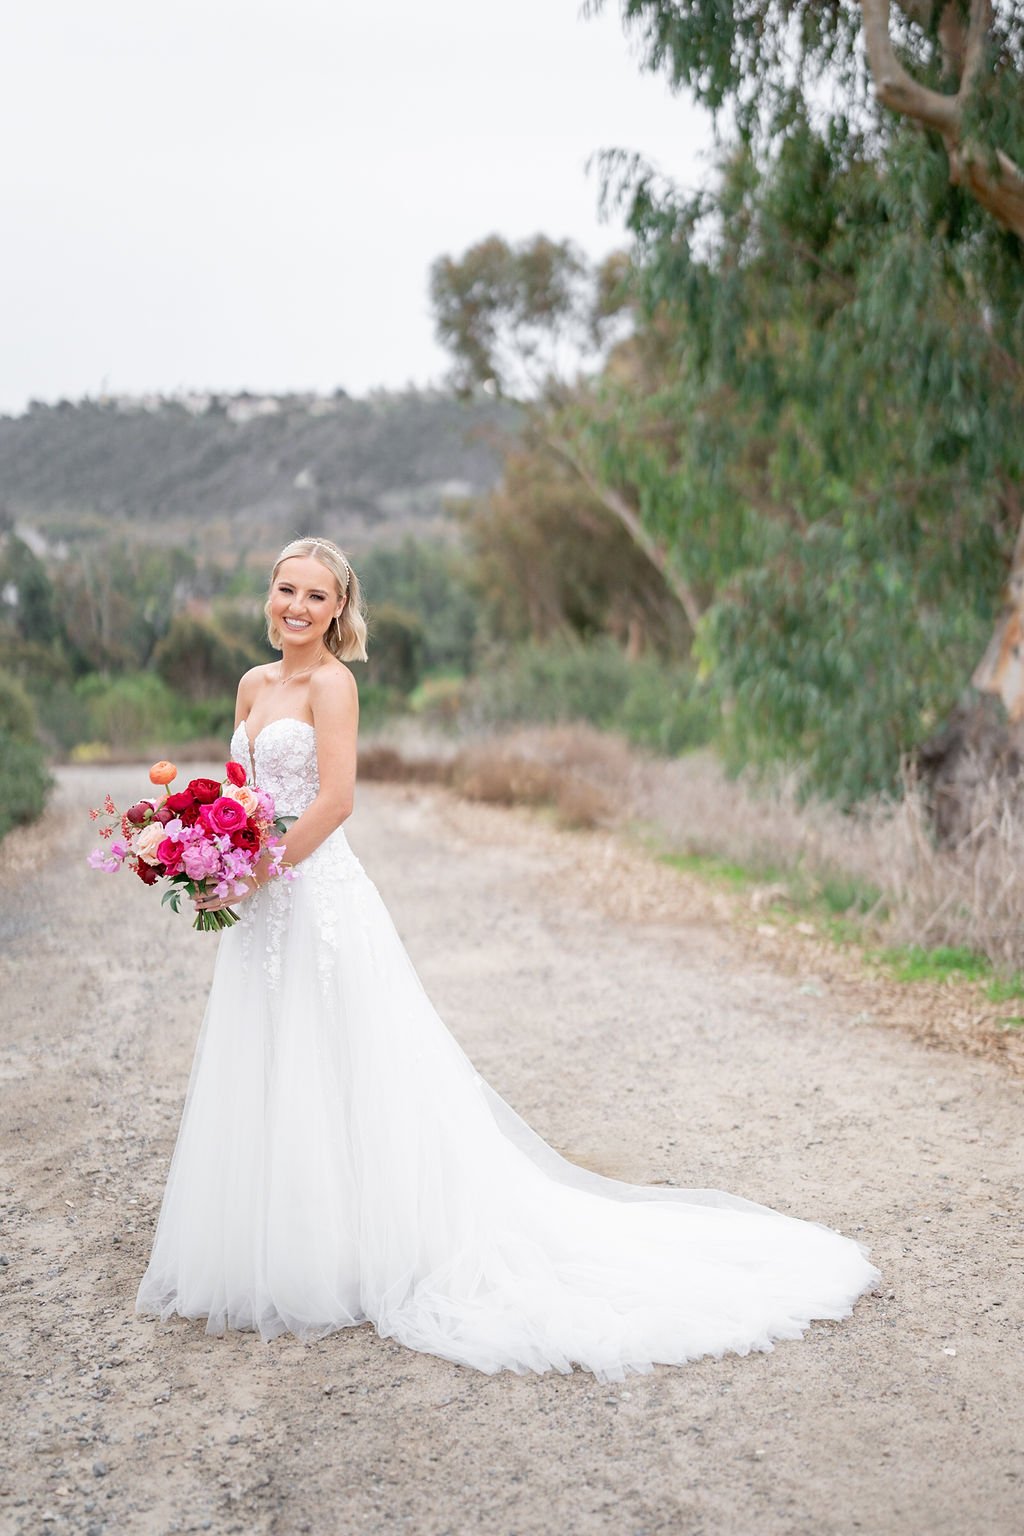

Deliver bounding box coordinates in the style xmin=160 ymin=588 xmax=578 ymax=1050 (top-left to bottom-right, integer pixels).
xmin=861 ymin=0 xmax=961 ymax=133
xmin=962 ymin=0 xmax=994 ymax=96
xmin=543 ymin=432 xmax=705 ymax=632
xmin=861 ymin=0 xmax=1024 ymax=239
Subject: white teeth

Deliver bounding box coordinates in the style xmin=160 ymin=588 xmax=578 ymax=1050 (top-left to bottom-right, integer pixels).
xmin=284 ymin=618 xmax=311 ymax=629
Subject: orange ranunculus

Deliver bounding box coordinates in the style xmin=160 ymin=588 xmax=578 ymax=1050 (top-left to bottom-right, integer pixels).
xmin=149 ymin=760 xmax=177 ymax=786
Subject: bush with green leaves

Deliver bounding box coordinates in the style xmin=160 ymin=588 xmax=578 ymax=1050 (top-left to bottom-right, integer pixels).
xmin=466 ymin=638 xmax=716 ymax=755
xmin=0 ymin=674 xmax=52 ymax=841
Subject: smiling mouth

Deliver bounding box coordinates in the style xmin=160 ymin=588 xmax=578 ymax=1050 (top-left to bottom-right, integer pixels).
xmin=284 ymin=618 xmax=312 ymax=629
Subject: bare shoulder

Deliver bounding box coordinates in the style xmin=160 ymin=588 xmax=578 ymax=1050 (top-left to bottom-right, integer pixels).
xmin=235 ymin=663 xmax=275 ymax=718
xmin=309 ymin=659 xmax=358 ymax=714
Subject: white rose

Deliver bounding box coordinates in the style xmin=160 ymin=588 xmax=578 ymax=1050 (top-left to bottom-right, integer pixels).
xmin=134 ymin=822 xmax=167 ymax=866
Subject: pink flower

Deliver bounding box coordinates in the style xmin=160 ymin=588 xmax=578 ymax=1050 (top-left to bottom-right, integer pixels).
xmin=198 ymin=797 xmax=248 ymax=836
xmin=157 ymin=836 xmax=184 ymax=872
xmin=87 ymin=847 xmax=120 ymax=873
xmin=182 ymin=842 xmax=221 ymax=881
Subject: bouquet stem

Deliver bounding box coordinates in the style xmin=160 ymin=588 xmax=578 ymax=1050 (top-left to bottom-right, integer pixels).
xmin=192 ymin=906 xmax=241 ymax=932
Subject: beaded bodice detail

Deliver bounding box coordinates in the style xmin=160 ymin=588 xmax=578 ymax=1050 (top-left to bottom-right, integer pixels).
xmin=227 ymin=718 xmax=367 ymax=992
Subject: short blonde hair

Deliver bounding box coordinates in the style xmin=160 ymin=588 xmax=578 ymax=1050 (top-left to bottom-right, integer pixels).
xmin=264 ymin=537 xmax=368 ymax=662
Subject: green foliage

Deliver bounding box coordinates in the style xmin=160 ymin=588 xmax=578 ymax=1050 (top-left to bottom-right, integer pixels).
xmin=431 ymin=7 xmax=1023 ymax=802
xmin=153 ymin=613 xmax=258 ymax=701
xmin=364 ymin=602 xmax=426 ymax=693
xmin=0 ymin=672 xmax=40 ymax=741
xmin=430 ymin=236 xmax=597 ymax=396
xmin=358 ymin=537 xmax=478 ymax=674
xmin=593 ymin=112 xmax=1022 ymax=797
xmin=462 ymin=439 xmax=691 ymax=657
xmin=65 ymin=670 xmax=234 ymax=751
xmin=0 ymin=535 xmax=59 ymax=644
xmin=0 ymin=730 xmax=52 ymax=841
xmin=880 ymin=943 xmax=996 ymax=985
xmin=0 ymin=675 xmax=52 ymax=841
xmin=467 ymin=638 xmax=716 ymax=754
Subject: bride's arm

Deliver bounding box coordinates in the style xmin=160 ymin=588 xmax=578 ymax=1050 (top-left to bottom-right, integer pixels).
xmin=262 ymin=665 xmax=359 ymax=872
xmin=195 ymin=665 xmax=358 ymax=913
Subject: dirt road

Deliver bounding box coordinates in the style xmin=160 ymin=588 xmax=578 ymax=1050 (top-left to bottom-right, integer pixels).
xmin=2 ymin=762 xmax=1022 ymax=1536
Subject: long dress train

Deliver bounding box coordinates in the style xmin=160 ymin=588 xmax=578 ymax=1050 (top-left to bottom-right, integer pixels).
xmin=135 ymin=718 xmax=880 ymax=1381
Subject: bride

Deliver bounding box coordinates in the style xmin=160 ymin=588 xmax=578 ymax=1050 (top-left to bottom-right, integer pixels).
xmin=136 ymin=535 xmax=880 ymax=1380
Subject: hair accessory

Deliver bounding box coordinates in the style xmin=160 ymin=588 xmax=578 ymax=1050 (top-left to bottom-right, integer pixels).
xmin=310 ymin=538 xmax=351 ymax=588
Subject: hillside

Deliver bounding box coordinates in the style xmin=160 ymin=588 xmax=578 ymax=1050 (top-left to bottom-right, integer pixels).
xmin=0 ymin=390 xmax=517 ymax=557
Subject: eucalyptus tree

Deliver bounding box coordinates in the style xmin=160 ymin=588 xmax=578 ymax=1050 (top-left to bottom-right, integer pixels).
xmin=432 ymin=2 xmax=1023 ymax=798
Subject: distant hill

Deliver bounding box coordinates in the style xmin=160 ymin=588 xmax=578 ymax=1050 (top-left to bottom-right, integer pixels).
xmin=0 ymin=389 xmax=517 ymax=559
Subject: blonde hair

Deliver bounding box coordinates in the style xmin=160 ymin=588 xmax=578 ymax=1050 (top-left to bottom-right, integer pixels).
xmin=264 ymin=537 xmax=368 ymax=663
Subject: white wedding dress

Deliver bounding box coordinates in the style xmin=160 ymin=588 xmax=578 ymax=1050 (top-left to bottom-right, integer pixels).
xmin=136 ymin=717 xmax=880 ymax=1380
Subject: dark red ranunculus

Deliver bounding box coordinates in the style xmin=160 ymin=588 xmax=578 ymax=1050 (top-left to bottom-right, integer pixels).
xmin=126 ymin=801 xmax=151 ymax=825
xmin=153 ymin=806 xmax=174 ymax=825
xmin=230 ymin=824 xmax=260 ymax=853
xmin=225 ymin=760 xmax=247 ymax=788
xmin=135 ymin=859 xmax=159 ymax=885
xmin=187 ymin=777 xmax=221 ymax=805
xmin=177 ymin=803 xmax=201 ymax=827
xmin=165 ymin=789 xmax=196 ymax=812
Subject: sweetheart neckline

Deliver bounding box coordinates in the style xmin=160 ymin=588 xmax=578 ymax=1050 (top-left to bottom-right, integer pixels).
xmin=235 ymin=716 xmax=316 ymax=772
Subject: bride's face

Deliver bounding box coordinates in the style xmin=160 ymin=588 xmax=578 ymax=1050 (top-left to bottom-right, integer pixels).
xmin=270 ymin=555 xmax=344 ymax=648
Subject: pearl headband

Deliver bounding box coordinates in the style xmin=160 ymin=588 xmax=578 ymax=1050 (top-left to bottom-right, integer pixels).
xmin=308 ymin=538 xmax=351 ymax=590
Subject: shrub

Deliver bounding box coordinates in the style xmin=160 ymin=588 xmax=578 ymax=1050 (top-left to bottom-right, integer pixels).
xmin=0 ymin=732 xmax=52 ymax=840
xmin=465 ymin=638 xmax=716 ymax=754
xmin=0 ymin=673 xmax=38 ymax=741
xmin=0 ymin=676 xmax=52 ymax=840
xmin=153 ymin=614 xmax=256 ymax=701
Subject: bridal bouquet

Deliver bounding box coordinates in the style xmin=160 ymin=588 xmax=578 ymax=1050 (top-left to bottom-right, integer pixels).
xmin=86 ymin=758 xmax=296 ymax=930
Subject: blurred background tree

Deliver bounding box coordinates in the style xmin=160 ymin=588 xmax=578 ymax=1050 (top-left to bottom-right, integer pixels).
xmin=431 ymin=0 xmax=1023 ymax=801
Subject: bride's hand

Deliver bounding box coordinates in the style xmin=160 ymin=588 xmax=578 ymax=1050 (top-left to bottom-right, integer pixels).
xmin=193 ymin=876 xmax=258 ymax=915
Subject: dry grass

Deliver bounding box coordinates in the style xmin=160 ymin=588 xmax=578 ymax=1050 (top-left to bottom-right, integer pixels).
xmin=875 ymin=770 xmax=1024 ymax=971
xmin=360 ymin=722 xmax=1024 ymax=978
xmin=358 ymin=722 xmax=635 ymax=831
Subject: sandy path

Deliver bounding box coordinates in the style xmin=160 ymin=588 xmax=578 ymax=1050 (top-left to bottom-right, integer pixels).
xmin=2 ymin=762 xmax=1022 ymax=1536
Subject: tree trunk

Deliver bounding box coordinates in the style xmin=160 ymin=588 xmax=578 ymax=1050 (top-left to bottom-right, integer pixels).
xmin=862 ymin=0 xmax=1024 ymax=242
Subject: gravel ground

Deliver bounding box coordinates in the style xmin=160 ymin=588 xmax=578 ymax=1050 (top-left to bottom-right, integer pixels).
xmin=2 ymin=762 xmax=1022 ymax=1536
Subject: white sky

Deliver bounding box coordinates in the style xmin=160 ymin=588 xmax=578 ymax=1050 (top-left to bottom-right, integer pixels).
xmin=1 ymin=1 xmax=713 ymax=416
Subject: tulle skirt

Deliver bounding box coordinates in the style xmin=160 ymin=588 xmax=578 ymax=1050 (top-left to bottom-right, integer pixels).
xmin=136 ymin=827 xmax=880 ymax=1381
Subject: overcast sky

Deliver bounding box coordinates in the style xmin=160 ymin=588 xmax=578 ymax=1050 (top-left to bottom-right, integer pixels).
xmin=1 ymin=1 xmax=713 ymax=416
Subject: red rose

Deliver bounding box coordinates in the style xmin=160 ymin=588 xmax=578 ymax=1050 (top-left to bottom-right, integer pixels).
xmin=187 ymin=777 xmax=221 ymax=805
xmin=165 ymin=789 xmax=196 ymax=812
xmin=225 ymin=760 xmax=247 ymax=787
xmin=157 ymin=836 xmax=184 ymax=871
xmin=199 ymin=796 xmax=248 ymax=835
xmin=230 ymin=824 xmax=260 ymax=853
xmin=135 ymin=859 xmax=159 ymax=885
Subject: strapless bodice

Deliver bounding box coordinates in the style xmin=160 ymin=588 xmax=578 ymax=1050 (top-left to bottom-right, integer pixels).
xmin=230 ymin=717 xmax=321 ymax=819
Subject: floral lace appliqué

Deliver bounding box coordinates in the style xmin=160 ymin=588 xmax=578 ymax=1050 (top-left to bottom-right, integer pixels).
xmin=228 ymin=719 xmax=367 ymax=993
